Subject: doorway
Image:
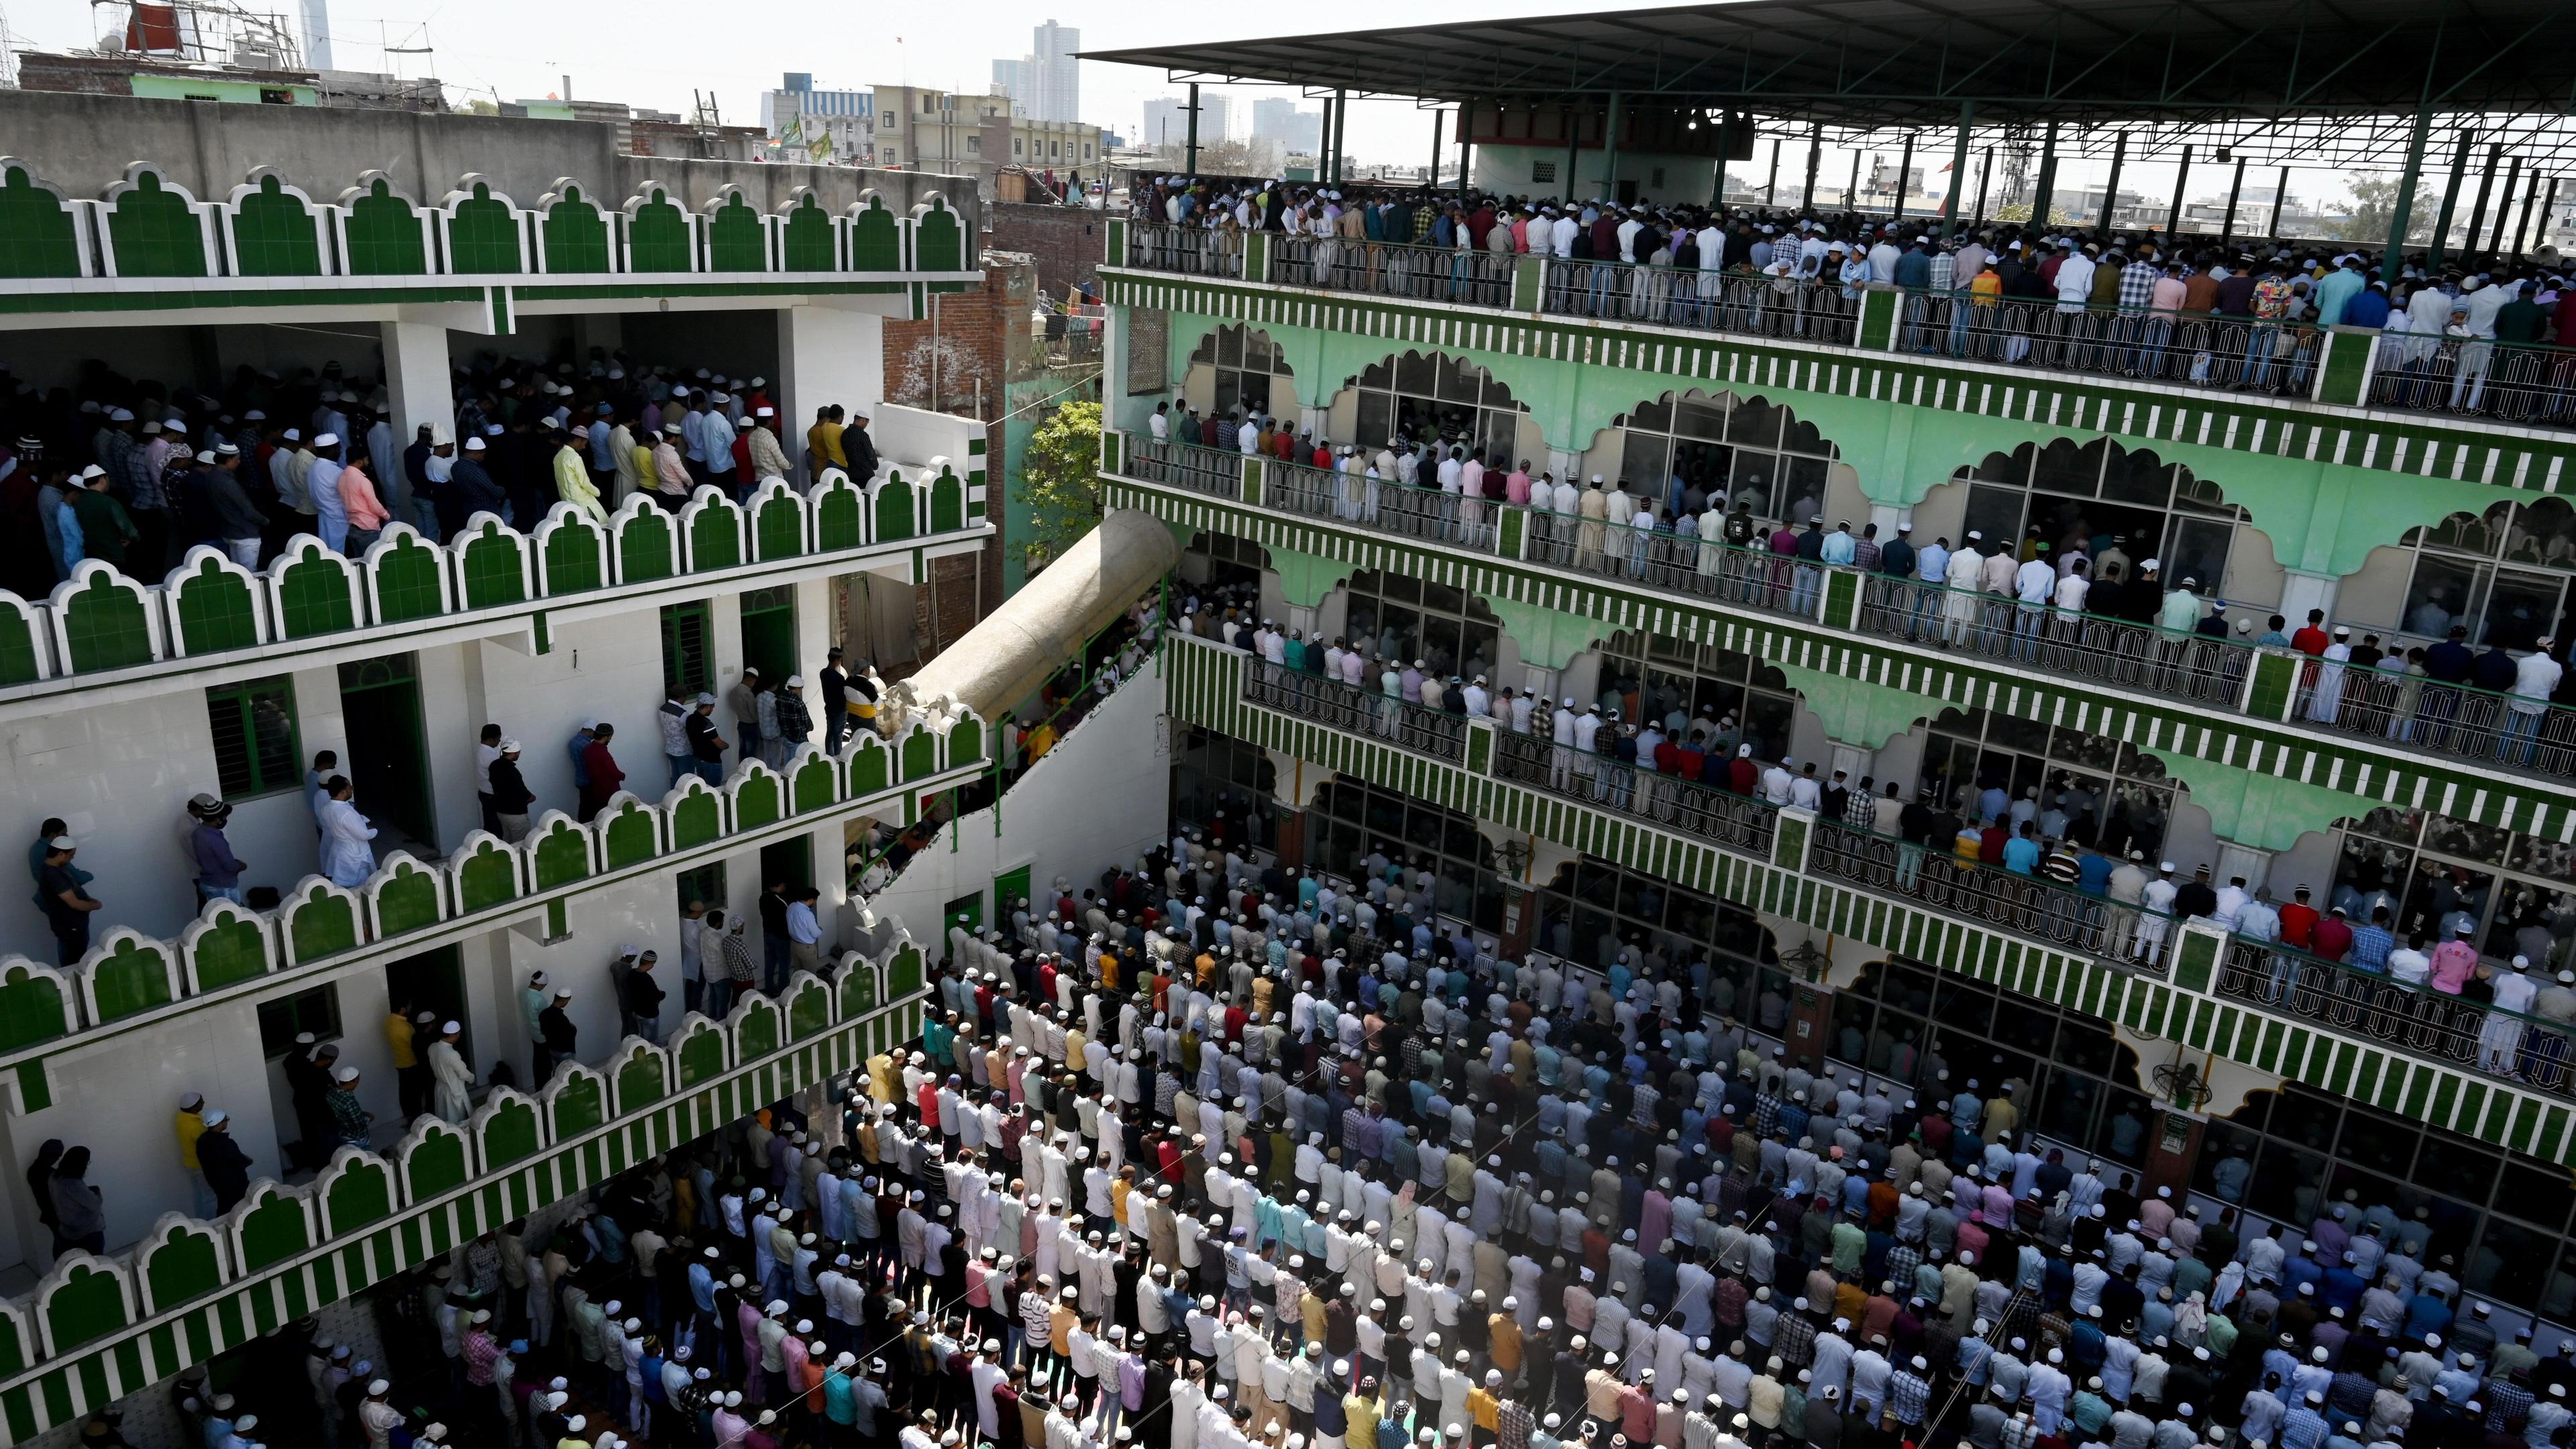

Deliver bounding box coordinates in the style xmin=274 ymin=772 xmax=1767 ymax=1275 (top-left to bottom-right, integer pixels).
xmin=338 ymin=654 xmax=437 ymax=848
xmin=739 ymin=586 xmax=798 ymax=686
xmin=760 ymin=837 xmax=814 ymax=894
xmin=386 ymin=945 xmax=472 ymax=1066
xmin=992 ymin=865 xmax=1032 ymax=934
xmin=943 ymin=891 xmax=983 ymax=939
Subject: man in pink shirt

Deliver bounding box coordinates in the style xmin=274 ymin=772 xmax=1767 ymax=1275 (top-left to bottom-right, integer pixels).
xmin=2428 ymin=922 xmax=2481 ymax=994
xmin=1505 ymin=462 xmax=1533 ymax=506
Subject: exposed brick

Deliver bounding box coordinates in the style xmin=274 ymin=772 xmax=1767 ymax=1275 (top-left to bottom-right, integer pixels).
xmin=881 ymin=252 xmax=1040 ymax=622
xmin=985 ymin=202 xmax=1107 ymax=301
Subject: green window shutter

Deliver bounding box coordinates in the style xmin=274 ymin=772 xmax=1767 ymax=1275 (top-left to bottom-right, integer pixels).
xmin=205 ymin=674 xmax=299 ymax=797
xmin=231 ymin=174 xmax=322 ymax=276
xmin=659 ymin=601 xmax=712 ymax=696
xmin=0 ymin=164 xmax=84 ymax=278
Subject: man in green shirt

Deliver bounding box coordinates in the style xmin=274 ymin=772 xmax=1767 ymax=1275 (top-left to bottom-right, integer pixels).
xmin=70 ymin=464 xmax=136 ymax=566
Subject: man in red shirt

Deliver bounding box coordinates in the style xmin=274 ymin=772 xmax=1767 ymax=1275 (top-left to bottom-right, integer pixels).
xmin=579 ymin=722 xmax=625 ymax=820
xmin=1727 ymin=744 xmax=1759 ymax=794
xmin=2277 ymin=885 xmax=2321 ymax=951
xmin=2310 ymin=905 xmax=2355 ymax=962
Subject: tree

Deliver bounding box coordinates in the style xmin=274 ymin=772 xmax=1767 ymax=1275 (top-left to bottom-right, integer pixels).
xmin=1019 ymin=399 xmax=1104 ymax=574
xmin=2321 ymin=176 xmax=2435 ymax=246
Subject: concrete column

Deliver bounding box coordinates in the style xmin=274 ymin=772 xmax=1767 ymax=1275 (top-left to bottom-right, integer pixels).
xmin=2139 ymin=1106 xmax=2207 ymax=1202
xmin=2277 ymin=570 xmax=2339 ymax=632
xmin=381 ymin=319 xmax=453 ymax=447
xmin=777 ymin=306 xmax=886 ymax=469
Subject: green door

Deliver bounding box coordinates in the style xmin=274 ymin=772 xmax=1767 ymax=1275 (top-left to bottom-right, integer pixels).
xmin=942 ymin=892 xmax=983 ymax=947
xmin=338 ymin=655 xmax=437 ymax=846
xmin=993 ymin=865 xmax=1032 ymax=933
xmin=739 ymin=585 xmax=798 ymax=686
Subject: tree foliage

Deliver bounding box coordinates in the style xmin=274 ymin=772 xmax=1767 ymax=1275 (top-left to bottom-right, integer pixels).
xmin=1020 ymin=398 xmax=1104 ymax=574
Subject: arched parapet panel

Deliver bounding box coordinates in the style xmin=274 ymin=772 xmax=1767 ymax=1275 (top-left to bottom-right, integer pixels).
xmin=526 ymin=812 xmax=595 ymax=892
xmin=314 ymin=1146 xmax=396 ymax=1240
xmin=97 ymin=162 xmax=216 ymax=277
xmin=621 ymin=182 xmax=696 ymax=274
xmin=134 ymin=1212 xmax=229 ymax=1316
xmin=593 ymin=796 xmax=664 ymax=873
xmin=470 ymin=1089 xmax=541 ymax=1172
xmin=535 ymin=501 xmax=610 ymax=595
xmin=362 ymin=853 xmax=447 ymax=940
xmin=847 ymin=191 xmax=900 ymax=271
xmin=162 ymin=547 xmax=270 ymax=655
xmin=179 ymin=901 xmax=273 ymax=996
xmin=221 ymin=168 xmax=329 ymax=278
xmin=74 ymin=928 xmax=177 ymax=1026
xmin=225 ymin=1181 xmax=314 ymax=1275
xmin=777 ymin=187 xmax=839 ymax=272
xmin=363 ymin=526 xmax=451 ymax=624
xmin=610 ymin=1038 xmax=671 ymax=1115
xmin=280 ymin=877 xmax=364 ymax=965
xmin=812 ymin=468 xmax=867 ymax=549
xmin=391 ymin=1116 xmax=471 ymax=1203
xmin=0 ymin=157 xmax=93 ymax=278
xmin=268 ymin=536 xmax=364 ymax=639
xmin=34 ymin=1249 xmax=136 ymax=1356
xmin=535 ymin=178 xmax=612 ymax=274
xmin=450 ymin=514 xmax=533 ymax=609
xmin=663 ymin=777 xmax=725 ymax=850
xmin=701 ymin=184 xmax=770 ymax=272
xmin=749 ymin=478 xmax=808 ymax=561
xmin=679 ymin=487 xmax=746 ymax=573
xmin=910 ymin=193 xmax=965 ymax=272
xmin=788 ymin=747 xmax=840 ymax=815
xmin=48 ymin=561 xmax=163 ymax=673
xmin=610 ymin=494 xmax=679 ymax=583
xmin=541 ymin=1062 xmax=610 ymax=1138
xmin=724 ymin=761 xmax=785 ymax=833
xmin=437 ymin=174 xmax=527 ymax=274
xmin=335 ymin=172 xmax=431 ymax=276
xmin=448 ymin=832 xmax=522 ymax=915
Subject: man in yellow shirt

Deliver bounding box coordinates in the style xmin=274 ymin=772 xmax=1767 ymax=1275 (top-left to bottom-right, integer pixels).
xmin=386 ymin=1005 xmax=427 ymax=1119
xmin=806 ymin=405 xmax=848 ymax=483
xmin=174 ymin=1091 xmax=211 ymax=1216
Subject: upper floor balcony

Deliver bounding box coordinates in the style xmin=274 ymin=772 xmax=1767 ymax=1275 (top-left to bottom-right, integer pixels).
xmin=1109 ymin=221 xmax=2576 ymax=455
xmin=1112 ymin=433 xmax=2576 ymax=830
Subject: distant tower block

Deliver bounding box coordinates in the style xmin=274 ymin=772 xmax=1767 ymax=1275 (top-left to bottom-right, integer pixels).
xmin=300 ymin=0 xmax=335 ymax=69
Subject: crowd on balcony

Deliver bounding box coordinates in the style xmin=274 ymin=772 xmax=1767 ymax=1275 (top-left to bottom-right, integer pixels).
xmin=1132 ymin=415 xmax=2576 ymax=781
xmin=0 ymin=348 xmax=890 ymax=600
xmin=1124 ymin=174 xmax=2576 ymax=415
xmin=166 ymin=798 xmax=2576 ymax=1449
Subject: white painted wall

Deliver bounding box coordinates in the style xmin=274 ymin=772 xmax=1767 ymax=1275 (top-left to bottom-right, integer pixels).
xmin=776 ymin=305 xmax=885 ymax=456
xmin=857 ymin=667 xmax=1171 ymax=949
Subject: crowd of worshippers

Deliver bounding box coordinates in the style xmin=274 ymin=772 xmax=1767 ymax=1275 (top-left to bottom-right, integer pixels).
xmin=1125 ymin=174 xmax=2576 ymax=354
xmin=119 ymin=815 xmax=2576 ymax=1449
xmin=0 ymin=350 xmax=885 ymax=598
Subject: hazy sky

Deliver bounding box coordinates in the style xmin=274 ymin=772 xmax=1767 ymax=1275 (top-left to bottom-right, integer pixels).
xmin=17 ymin=0 xmax=2432 ymax=211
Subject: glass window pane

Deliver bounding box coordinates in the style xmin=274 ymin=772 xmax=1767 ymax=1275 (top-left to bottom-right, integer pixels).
xmin=2100 ymin=452 xmax=2173 ymax=506
xmin=1676 ymin=394 xmax=1729 ymax=439
xmin=2402 ymin=553 xmax=2482 ymax=639
xmin=1964 ymin=485 xmax=2027 ymax=554
xmin=1619 ymin=432 xmax=1672 ymax=491
xmin=2479 ymin=569 xmax=2563 ymax=651
xmin=1729 ymin=396 xmax=1782 ymax=448
xmin=1396 ymin=352 xmax=1438 ymax=395
xmin=2032 ymin=437 xmax=2102 ymax=496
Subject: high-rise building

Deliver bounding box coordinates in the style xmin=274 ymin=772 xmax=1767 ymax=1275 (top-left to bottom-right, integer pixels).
xmin=1143 ymin=93 xmax=1230 ymax=149
xmin=991 ymin=20 xmax=1081 ymax=124
xmin=1251 ymin=98 xmax=1322 ymax=154
xmin=298 ymin=0 xmax=333 ymax=69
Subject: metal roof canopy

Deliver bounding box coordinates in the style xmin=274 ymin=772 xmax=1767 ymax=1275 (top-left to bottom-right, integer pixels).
xmin=1081 ymin=0 xmax=2576 ymax=167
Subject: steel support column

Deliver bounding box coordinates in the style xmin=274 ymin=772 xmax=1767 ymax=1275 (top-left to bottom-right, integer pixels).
xmin=1801 ymin=121 xmax=1823 ymax=210
xmin=2099 ymin=132 xmax=2127 ymax=231
xmin=1939 ymin=101 xmax=1974 ymax=239
xmin=2029 ymin=121 xmax=2059 ymax=225
xmin=1185 ymin=82 xmax=1199 ymax=175
xmin=1894 ymin=132 xmax=1915 ymax=218
xmin=2384 ymin=109 xmax=2432 ymax=269
xmin=2165 ymin=145 xmax=2192 ymax=235
xmin=2218 ymin=155 xmax=2247 ymax=244
xmin=2462 ymin=143 xmax=2504 ymax=261
xmin=2428 ymin=129 xmax=2474 ymax=270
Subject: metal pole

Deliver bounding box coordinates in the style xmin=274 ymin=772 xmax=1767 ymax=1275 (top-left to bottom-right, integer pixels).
xmin=2165 ymin=144 xmax=2192 ymax=235
xmin=1894 ymin=132 xmax=1915 ymax=219
xmin=1603 ymin=91 xmax=1623 ymax=202
xmin=1317 ymin=95 xmax=1334 ymax=182
xmin=2508 ymin=172 xmax=2542 ymax=258
xmin=2384 ymin=109 xmax=2431 ymax=269
xmin=2218 ymin=156 xmax=2247 ymax=244
xmin=2462 ymin=143 xmax=2504 ymax=261
xmin=2273 ymin=164 xmax=2292 ymax=238
xmin=2428 ymin=128 xmax=2474 ymax=269
xmin=1939 ymin=101 xmax=1974 ymax=238
xmin=2098 ymin=132 xmax=2127 ymax=231
xmin=1184 ymin=81 xmax=1199 ymax=175
xmin=1801 ymin=121 xmax=1823 ymax=211
xmin=1765 ymin=138 xmax=1781 ymax=205
xmin=1429 ymin=107 xmax=1444 ymax=188
xmin=1332 ymin=89 xmax=1349 ymax=184
xmin=1458 ymin=101 xmax=1472 ymax=189
xmin=1846 ymin=149 xmax=1863 ymax=211
xmin=2029 ymin=121 xmax=2059 ymax=226
xmin=1972 ymin=146 xmax=1994 ymax=227
xmin=2485 ymin=156 xmax=2522 ymax=257
xmin=2522 ymin=178 xmax=2558 ymax=259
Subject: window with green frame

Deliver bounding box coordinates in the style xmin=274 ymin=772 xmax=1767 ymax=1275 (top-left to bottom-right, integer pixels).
xmin=661 ymin=601 xmax=712 ymax=698
xmin=256 ymin=984 xmax=340 ymax=1057
xmin=675 ymin=861 xmax=727 ymax=917
xmin=207 ymin=674 xmax=301 ymax=798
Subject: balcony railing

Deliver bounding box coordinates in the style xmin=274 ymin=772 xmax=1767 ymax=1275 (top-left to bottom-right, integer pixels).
xmin=1124 ymin=222 xmax=1244 ymax=278
xmin=1271 ymin=233 xmax=1517 ymax=308
xmin=1540 ymin=260 xmax=1860 ymax=347
xmin=1895 ymin=293 xmax=2322 ymax=396
xmin=1130 ymin=433 xmax=2576 ymax=792
xmin=1244 ymin=659 xmax=1469 ymax=762
xmin=1219 ymin=641 xmax=2576 ymax=1106
xmin=2363 ymin=333 xmax=2576 ymax=427
xmin=1110 ymin=230 xmax=2576 ymax=431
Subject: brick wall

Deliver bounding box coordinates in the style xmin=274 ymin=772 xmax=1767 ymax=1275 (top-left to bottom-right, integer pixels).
xmin=985 ymin=202 xmax=1106 ymax=300
xmin=882 ymin=251 xmax=1040 ymax=627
